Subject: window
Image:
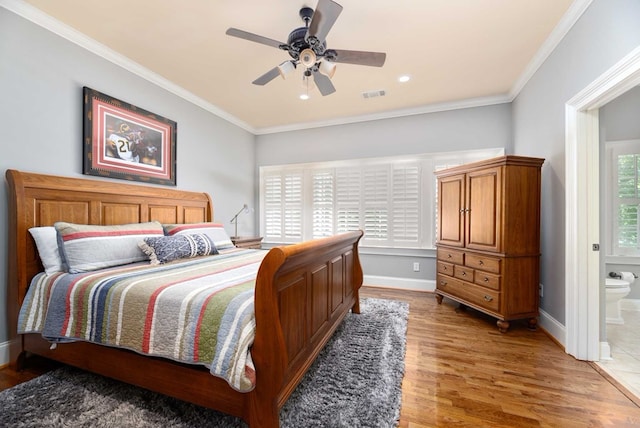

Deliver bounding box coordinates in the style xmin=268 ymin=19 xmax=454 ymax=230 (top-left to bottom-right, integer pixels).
xmin=260 ymin=148 xmax=503 ymax=248
xmin=607 ymin=140 xmax=640 ymax=256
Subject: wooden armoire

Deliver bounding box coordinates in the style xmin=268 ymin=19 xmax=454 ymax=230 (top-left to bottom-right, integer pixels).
xmin=434 ymin=155 xmax=544 ymax=332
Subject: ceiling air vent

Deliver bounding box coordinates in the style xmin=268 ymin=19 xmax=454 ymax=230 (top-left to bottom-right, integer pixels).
xmin=362 ymin=89 xmax=386 ymax=99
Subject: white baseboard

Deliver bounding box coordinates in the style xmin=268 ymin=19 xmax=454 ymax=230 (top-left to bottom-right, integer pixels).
xmin=620 ymin=298 xmax=640 ymax=311
xmin=363 ymin=275 xmax=434 ymax=292
xmin=0 ymin=340 xmax=12 ymax=367
xmin=600 ymin=341 xmax=613 ymax=360
xmin=538 ymin=307 xmax=566 ymax=349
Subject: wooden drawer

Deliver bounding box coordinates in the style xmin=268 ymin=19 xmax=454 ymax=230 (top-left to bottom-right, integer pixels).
xmin=437 ymin=248 xmax=464 ymax=265
xmin=437 ymin=274 xmax=500 ymax=312
xmin=454 ymin=265 xmax=474 ymax=282
xmin=474 ymin=271 xmax=501 ymax=291
xmin=465 ymin=253 xmax=501 ymax=274
xmin=437 ymin=261 xmax=454 ymax=276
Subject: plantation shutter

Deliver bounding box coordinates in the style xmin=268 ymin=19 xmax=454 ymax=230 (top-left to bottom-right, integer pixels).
xmin=263 ymin=173 xmax=282 ymax=239
xmin=392 ymin=163 xmax=420 ymax=244
xmin=363 ymin=166 xmax=389 ymax=242
xmin=283 ymin=172 xmax=303 ymax=240
xmin=312 ymin=170 xmax=334 ymax=238
xmin=262 ymin=170 xmax=303 ymax=242
xmin=336 ymin=168 xmax=361 ymax=233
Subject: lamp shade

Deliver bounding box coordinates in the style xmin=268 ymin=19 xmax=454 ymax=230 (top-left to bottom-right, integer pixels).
xmin=318 ymin=60 xmax=337 ymax=78
xmin=278 ymin=61 xmax=296 ymax=79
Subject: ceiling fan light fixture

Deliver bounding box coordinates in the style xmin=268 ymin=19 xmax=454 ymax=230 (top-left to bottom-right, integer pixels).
xmin=226 ymin=0 xmax=386 ymax=96
xmin=318 ymin=60 xmax=337 ymax=78
xmin=277 ymin=61 xmax=296 ymax=79
xmin=300 ymin=48 xmax=317 ymax=68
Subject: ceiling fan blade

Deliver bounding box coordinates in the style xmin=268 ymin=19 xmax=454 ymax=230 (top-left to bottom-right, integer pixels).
xmin=226 ymin=28 xmax=284 ymax=49
xmin=307 ymin=0 xmax=343 ymax=44
xmin=252 ymin=67 xmax=281 ymax=86
xmin=330 ymin=49 xmax=386 ymax=67
xmin=313 ymin=70 xmax=336 ymax=96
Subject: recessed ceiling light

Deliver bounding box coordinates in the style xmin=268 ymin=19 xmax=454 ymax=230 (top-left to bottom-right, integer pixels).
xmin=398 ymin=75 xmax=411 ymax=83
xmin=300 ymin=93 xmax=310 ymax=100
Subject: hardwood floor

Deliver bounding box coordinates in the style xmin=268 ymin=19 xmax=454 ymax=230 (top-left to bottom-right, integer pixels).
xmin=2 ymin=286 xmax=640 ymax=427
xmin=360 ymin=287 xmax=640 ymax=428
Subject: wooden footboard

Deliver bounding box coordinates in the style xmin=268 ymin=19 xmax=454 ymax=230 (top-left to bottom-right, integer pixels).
xmin=6 ymin=169 xmax=363 ymax=428
xmin=249 ymin=230 xmax=363 ymax=426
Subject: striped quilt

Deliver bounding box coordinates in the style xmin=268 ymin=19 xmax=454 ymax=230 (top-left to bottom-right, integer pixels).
xmin=17 ymin=248 xmax=268 ymax=392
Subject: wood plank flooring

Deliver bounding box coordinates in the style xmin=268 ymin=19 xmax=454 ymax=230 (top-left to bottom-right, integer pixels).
xmin=2 ymin=286 xmax=640 ymax=427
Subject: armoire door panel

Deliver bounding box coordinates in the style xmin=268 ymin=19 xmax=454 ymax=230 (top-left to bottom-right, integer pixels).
xmin=466 ymin=166 xmax=501 ymax=252
xmin=437 ymin=174 xmax=465 ymax=247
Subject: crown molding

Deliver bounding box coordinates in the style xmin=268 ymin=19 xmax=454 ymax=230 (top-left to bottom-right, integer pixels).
xmin=254 ymin=94 xmax=511 ymax=135
xmin=509 ymin=0 xmax=594 ymax=100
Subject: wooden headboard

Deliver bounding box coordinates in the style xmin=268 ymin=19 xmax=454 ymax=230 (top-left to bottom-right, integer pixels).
xmin=5 ymin=169 xmax=213 ymax=342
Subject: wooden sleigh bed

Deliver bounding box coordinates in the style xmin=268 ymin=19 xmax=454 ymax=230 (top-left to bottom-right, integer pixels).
xmin=6 ymin=169 xmax=364 ymax=428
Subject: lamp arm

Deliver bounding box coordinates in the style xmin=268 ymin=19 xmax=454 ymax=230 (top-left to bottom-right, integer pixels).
xmin=230 ymin=204 xmax=249 ymax=224
xmin=230 ymin=204 xmax=249 ymax=238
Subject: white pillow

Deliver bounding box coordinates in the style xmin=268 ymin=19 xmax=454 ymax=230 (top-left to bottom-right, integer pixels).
xmin=29 ymin=226 xmax=65 ymax=275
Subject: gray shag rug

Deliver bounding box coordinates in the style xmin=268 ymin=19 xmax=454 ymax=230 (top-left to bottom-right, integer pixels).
xmin=0 ymin=298 xmax=408 ymax=428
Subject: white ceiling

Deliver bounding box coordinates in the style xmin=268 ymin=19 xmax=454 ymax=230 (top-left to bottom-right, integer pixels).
xmin=16 ymin=0 xmax=581 ymax=134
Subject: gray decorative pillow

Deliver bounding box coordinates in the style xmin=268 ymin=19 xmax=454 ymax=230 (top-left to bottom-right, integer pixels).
xmin=139 ymin=234 xmax=218 ymax=265
xmin=55 ymin=221 xmax=165 ymax=273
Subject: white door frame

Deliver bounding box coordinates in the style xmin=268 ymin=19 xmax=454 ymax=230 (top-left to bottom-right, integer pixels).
xmin=565 ymin=46 xmax=640 ymax=360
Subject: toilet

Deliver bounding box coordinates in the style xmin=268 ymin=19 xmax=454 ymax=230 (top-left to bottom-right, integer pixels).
xmin=605 ymin=278 xmax=632 ymax=324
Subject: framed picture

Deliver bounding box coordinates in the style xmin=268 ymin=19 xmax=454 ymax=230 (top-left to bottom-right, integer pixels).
xmin=83 ymin=87 xmax=177 ymax=186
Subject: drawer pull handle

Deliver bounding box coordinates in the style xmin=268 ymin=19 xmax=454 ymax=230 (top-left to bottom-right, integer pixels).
xmin=461 ymin=271 xmax=466 ymax=276
xmin=440 ymin=280 xmax=447 ymax=286
xmin=443 ymin=266 xmax=447 ymax=271
xmin=484 ymin=277 xmax=489 ymax=282
xmin=479 ymin=260 xmax=484 ymax=266
xmin=484 ymin=295 xmax=493 ymax=302
xmin=447 ymin=254 xmax=452 ymax=259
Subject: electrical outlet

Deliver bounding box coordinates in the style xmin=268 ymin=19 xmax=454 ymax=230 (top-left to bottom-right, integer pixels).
xmin=539 ymin=283 xmax=544 ymax=298
xmin=413 ymin=262 xmax=420 ymax=272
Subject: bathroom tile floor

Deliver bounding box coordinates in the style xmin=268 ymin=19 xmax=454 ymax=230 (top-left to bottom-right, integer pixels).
xmin=597 ymin=309 xmax=640 ymax=400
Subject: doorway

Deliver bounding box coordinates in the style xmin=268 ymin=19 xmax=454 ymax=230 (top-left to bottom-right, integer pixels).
xmin=566 ymin=46 xmax=640 ymax=361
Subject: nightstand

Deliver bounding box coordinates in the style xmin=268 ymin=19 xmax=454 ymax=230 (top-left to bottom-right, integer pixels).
xmin=231 ymin=236 xmax=263 ymax=249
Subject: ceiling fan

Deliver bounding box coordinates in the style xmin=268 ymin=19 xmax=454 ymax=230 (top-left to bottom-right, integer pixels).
xmin=225 ymin=0 xmax=386 ymax=97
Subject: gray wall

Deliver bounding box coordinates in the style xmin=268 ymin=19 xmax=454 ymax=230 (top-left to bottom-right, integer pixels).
xmin=512 ymin=0 xmax=640 ymax=324
xmin=257 ymin=105 xmax=513 ymax=165
xmin=600 ymin=86 xmax=640 ymax=299
xmin=256 ymin=104 xmax=513 ymax=281
xmin=0 ymin=9 xmax=256 ymax=344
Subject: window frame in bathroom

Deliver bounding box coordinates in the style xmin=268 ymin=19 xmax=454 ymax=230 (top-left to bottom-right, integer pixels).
xmin=606 ymin=139 xmax=640 ymax=259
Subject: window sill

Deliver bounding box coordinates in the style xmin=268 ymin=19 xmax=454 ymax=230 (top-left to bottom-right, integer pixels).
xmin=605 ymin=255 xmax=640 ymax=265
